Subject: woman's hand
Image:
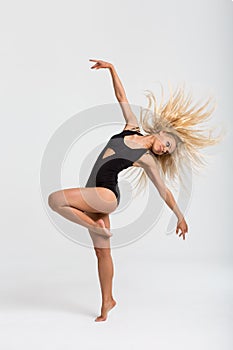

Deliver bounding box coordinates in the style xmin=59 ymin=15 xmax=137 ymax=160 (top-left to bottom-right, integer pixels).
xmin=176 ymin=217 xmax=188 ymax=240
xmin=89 ymin=59 xmax=113 ymax=70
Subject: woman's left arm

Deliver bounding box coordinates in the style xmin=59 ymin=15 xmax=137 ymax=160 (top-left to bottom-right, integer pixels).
xmin=138 ymin=152 xmax=189 ymax=239
xmin=163 ymin=188 xmax=188 ymax=239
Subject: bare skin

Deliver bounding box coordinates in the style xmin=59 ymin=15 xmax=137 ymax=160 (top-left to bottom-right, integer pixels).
xmin=85 ymin=212 xmax=117 ymax=322
xmin=123 ymin=131 xmax=177 ymax=156
xmin=47 ymin=131 xmax=187 ymax=321
xmin=48 ymin=187 xmax=118 ymax=239
xmin=89 ymin=58 xmax=188 ymax=237
xmin=48 ymin=187 xmax=118 ymax=321
xmin=47 ymin=59 xmax=189 ymax=323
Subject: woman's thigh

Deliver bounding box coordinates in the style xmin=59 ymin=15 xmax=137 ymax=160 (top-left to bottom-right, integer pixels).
xmin=48 ymin=187 xmax=118 ymax=214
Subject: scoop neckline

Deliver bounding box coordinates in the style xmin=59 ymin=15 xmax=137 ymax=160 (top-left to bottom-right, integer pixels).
xmin=123 ymin=132 xmax=148 ymax=151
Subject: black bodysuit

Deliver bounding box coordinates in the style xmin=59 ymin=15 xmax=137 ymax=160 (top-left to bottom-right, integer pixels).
xmin=85 ymin=129 xmax=149 ymax=206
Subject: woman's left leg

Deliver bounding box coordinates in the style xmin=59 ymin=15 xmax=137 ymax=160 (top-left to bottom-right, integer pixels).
xmin=84 ymin=211 xmax=117 ymax=322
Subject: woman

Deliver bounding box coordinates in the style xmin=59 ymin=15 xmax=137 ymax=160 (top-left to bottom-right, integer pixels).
xmin=48 ymin=59 xmax=219 ymax=322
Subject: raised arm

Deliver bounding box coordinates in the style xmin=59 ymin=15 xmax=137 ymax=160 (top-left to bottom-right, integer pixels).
xmin=137 ymin=151 xmax=188 ymax=239
xmin=89 ymin=59 xmax=140 ymax=129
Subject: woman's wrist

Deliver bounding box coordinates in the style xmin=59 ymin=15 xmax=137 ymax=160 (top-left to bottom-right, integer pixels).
xmin=175 ymin=208 xmax=184 ymax=222
xmin=177 ymin=215 xmax=184 ymax=223
xmin=172 ymin=204 xmax=183 ymax=222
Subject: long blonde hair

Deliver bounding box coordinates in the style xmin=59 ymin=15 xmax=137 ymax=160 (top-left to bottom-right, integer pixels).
xmin=121 ymin=82 xmax=222 ymax=198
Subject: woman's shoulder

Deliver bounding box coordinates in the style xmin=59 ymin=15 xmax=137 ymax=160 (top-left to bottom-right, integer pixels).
xmin=136 ymin=149 xmax=158 ymax=167
xmin=110 ymin=128 xmax=142 ymax=139
xmin=123 ymin=125 xmax=141 ymax=132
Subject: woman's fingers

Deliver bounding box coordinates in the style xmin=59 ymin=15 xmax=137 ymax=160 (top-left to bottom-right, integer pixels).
xmin=89 ymin=59 xmax=112 ymax=69
xmin=89 ymin=59 xmax=99 ymax=69
xmin=176 ymin=219 xmax=188 ymax=240
xmin=90 ymin=62 xmax=101 ymax=69
xmin=177 ymin=226 xmax=187 ymax=240
xmin=89 ymin=59 xmax=101 ymax=65
xmin=91 ymin=64 xmax=101 ymax=70
xmin=179 ymin=231 xmax=185 ymax=240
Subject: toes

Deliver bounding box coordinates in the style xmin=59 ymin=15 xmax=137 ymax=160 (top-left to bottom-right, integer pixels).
xmin=96 ymin=218 xmax=105 ymax=228
xmin=95 ymin=316 xmax=107 ymax=322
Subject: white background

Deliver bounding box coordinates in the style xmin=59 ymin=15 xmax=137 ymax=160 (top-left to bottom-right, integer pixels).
xmin=0 ymin=0 xmax=232 ymax=349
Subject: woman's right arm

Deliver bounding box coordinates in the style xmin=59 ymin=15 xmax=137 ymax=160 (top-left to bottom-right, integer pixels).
xmin=108 ymin=65 xmax=127 ymax=101
xmin=89 ymin=59 xmax=139 ymax=128
xmin=89 ymin=59 xmax=126 ymax=100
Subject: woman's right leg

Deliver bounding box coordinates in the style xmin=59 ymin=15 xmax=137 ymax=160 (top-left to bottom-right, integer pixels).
xmin=84 ymin=211 xmax=117 ymax=322
xmin=48 ymin=187 xmax=117 ymax=238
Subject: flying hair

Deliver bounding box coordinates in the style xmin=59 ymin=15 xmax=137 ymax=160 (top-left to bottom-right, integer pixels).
xmin=121 ymin=81 xmax=223 ymax=198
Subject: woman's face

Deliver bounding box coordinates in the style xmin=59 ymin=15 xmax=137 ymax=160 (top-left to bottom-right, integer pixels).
xmin=152 ymin=131 xmax=177 ymax=155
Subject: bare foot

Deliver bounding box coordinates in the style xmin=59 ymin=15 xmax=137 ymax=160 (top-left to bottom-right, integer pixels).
xmin=91 ymin=219 xmax=113 ymax=239
xmin=94 ymin=299 xmax=117 ymax=322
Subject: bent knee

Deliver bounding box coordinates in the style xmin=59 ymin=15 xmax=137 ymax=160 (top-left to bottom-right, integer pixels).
xmin=48 ymin=192 xmax=60 ymax=211
xmin=94 ymin=247 xmax=111 ymax=258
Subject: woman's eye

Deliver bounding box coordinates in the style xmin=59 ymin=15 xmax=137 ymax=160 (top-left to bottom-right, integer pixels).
xmin=166 ymin=141 xmax=170 ymax=147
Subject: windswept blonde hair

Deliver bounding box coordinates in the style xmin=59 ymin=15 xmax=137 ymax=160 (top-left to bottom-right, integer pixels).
xmin=121 ymin=82 xmax=223 ymax=198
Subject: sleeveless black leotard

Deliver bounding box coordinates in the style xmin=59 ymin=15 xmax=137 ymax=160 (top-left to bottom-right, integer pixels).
xmin=85 ymin=129 xmax=148 ymax=206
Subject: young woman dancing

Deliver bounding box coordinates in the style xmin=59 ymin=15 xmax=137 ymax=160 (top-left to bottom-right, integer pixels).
xmin=48 ymin=59 xmax=219 ymax=322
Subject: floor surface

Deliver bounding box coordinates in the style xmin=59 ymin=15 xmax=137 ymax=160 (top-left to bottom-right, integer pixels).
xmin=1 ymin=260 xmax=232 ymax=350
